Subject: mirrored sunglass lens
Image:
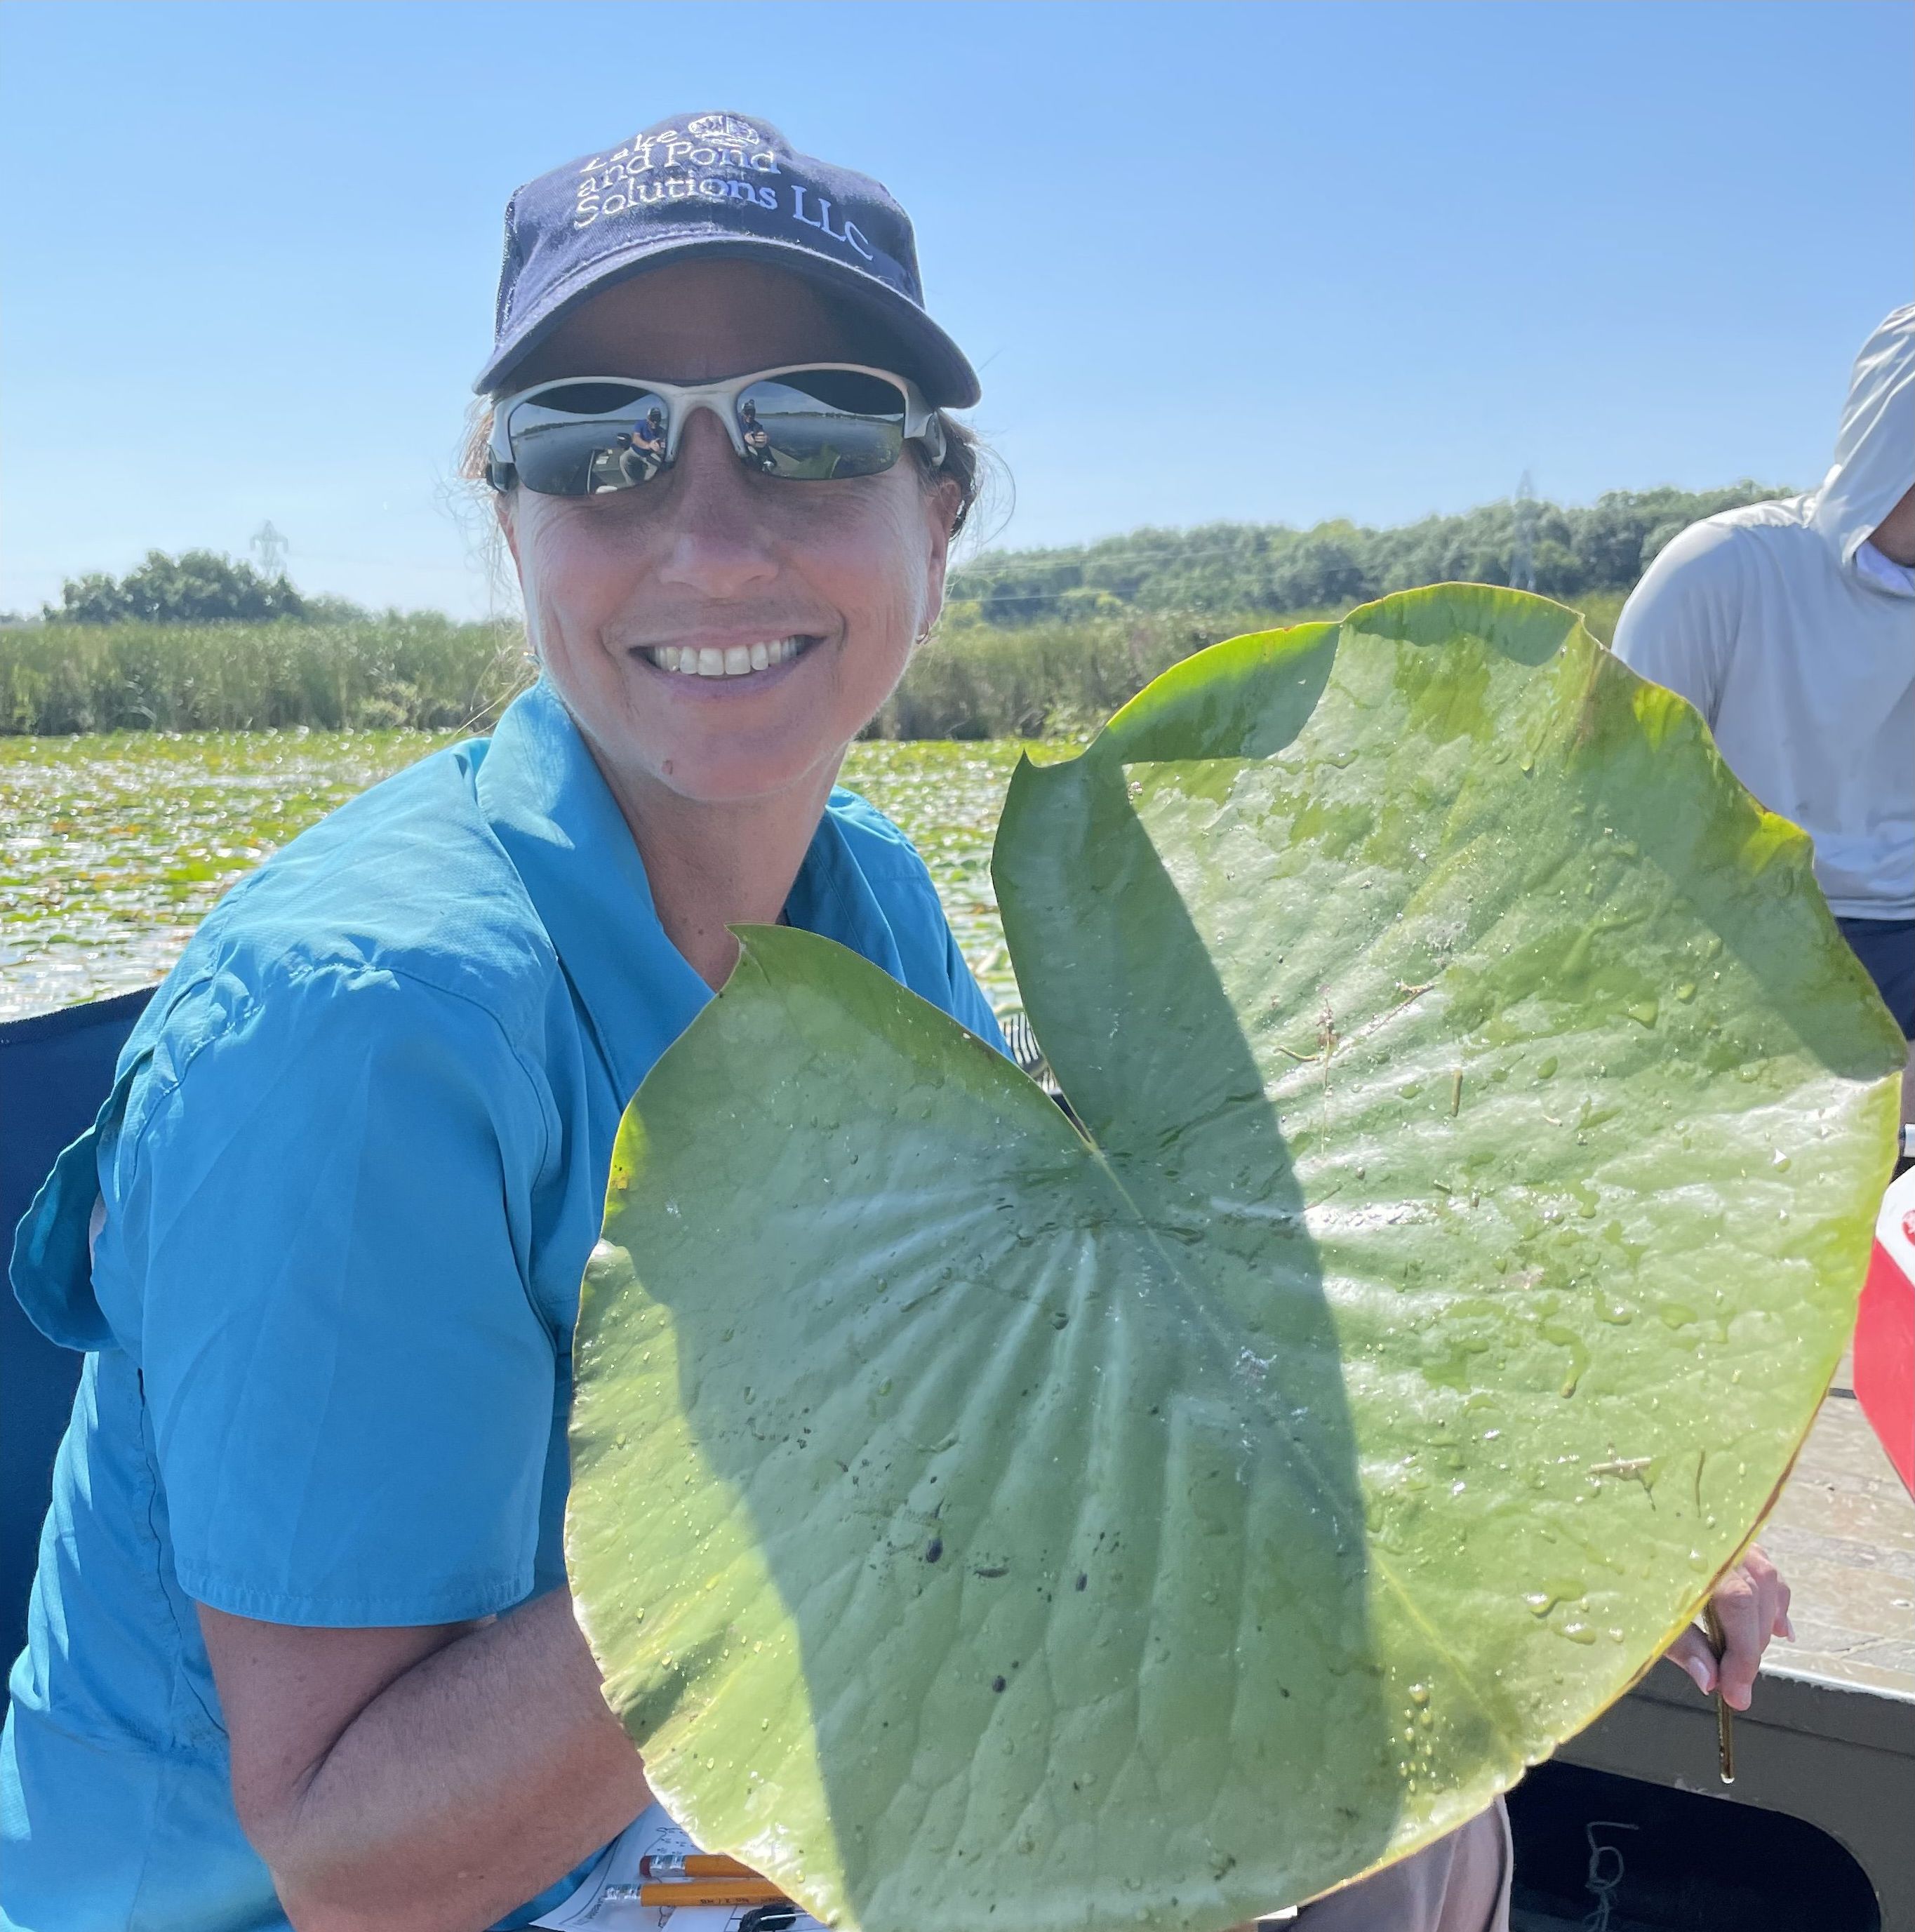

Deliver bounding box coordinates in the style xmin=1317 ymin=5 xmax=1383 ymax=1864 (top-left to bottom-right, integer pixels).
xmin=736 ymin=372 xmax=907 ymax=481
xmin=507 ymin=384 xmax=671 ymax=495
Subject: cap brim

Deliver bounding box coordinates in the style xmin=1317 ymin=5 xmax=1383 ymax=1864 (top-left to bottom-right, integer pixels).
xmin=474 ymin=233 xmax=980 ymax=408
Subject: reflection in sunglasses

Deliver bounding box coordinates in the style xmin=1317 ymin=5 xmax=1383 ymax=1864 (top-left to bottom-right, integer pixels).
xmin=500 ymin=369 xmax=919 ymax=495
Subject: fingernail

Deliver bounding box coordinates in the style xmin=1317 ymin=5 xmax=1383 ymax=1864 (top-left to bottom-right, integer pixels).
xmin=1780 ymin=1615 xmax=1796 ymax=1641
xmin=1684 ymin=1658 xmax=1712 ymax=1693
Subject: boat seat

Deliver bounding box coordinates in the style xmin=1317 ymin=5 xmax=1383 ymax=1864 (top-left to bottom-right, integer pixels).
xmin=1 ymin=988 xmax=153 ymax=1679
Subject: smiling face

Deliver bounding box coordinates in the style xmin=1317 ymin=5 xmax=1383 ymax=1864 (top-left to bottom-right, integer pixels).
xmin=496 ymin=260 xmax=956 ymax=811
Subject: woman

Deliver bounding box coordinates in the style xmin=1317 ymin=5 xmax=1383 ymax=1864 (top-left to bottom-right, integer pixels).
xmin=2 ymin=115 xmax=1787 ymax=1932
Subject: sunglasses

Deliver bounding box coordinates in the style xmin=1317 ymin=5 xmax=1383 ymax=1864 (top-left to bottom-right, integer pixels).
xmin=486 ymin=364 xmax=947 ymax=497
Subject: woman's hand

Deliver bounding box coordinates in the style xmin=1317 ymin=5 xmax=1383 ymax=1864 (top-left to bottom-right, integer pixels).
xmin=1662 ymin=1544 xmax=1794 ymax=1710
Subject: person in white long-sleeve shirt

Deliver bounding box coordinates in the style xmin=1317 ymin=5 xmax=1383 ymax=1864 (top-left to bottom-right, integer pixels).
xmin=1615 ymin=306 xmax=1915 ymax=1119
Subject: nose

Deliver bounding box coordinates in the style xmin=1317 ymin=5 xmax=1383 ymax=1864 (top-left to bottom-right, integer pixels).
xmin=652 ymin=408 xmax=778 ymax=598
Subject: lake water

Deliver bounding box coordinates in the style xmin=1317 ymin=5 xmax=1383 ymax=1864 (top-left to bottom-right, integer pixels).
xmin=0 ymin=732 xmax=1050 ymax=1022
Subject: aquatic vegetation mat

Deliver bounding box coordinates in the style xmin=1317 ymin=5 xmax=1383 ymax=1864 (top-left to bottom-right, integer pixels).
xmin=567 ymin=586 xmax=1902 ymax=1931
xmin=0 ymin=735 xmax=1029 ymax=1020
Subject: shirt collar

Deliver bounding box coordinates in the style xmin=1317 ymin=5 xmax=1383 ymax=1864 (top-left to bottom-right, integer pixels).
xmin=785 ymin=804 xmax=907 ymax=985
xmin=476 ymin=681 xmax=710 ymax=1100
xmin=474 ymin=680 xmax=906 ymax=1100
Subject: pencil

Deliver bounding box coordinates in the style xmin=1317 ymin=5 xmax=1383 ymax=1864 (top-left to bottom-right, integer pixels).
xmin=638 ymin=1853 xmax=759 ymax=1879
xmin=1702 ymin=1601 xmax=1735 ymax=1784
xmin=636 ymin=1879 xmax=790 ymax=1907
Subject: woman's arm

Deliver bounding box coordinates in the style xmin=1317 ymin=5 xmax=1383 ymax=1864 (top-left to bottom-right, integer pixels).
xmin=201 ymin=1587 xmax=653 ymax=1932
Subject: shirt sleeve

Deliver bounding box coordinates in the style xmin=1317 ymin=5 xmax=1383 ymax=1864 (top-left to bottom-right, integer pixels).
xmin=112 ymin=966 xmax=559 ymax=1627
xmin=1610 ymin=519 xmax=1745 ymax=726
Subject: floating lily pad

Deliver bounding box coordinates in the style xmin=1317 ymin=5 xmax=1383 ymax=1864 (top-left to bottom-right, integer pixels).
xmin=567 ymin=586 xmax=1901 ymax=1932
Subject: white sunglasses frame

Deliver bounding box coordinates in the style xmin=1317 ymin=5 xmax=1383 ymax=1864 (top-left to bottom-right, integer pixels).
xmin=486 ymin=361 xmax=945 ymax=493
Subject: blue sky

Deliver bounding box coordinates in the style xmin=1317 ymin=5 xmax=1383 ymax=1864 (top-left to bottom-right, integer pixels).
xmin=2 ymin=0 xmax=1909 ymax=618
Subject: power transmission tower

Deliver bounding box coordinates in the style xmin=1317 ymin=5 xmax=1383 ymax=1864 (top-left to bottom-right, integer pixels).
xmin=251 ymin=521 xmax=288 ymax=582
xmin=1508 ymin=472 xmax=1537 ymax=593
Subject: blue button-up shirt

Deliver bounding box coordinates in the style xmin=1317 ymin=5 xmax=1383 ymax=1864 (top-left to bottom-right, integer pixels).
xmin=3 ymin=681 xmax=1006 ymax=1930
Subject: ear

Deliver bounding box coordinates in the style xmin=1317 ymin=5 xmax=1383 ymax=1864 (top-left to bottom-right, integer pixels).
xmin=493 ymin=487 xmax=523 ymax=573
xmin=917 ymin=474 xmax=960 ymax=637
xmin=491 ymin=489 xmax=540 ymax=667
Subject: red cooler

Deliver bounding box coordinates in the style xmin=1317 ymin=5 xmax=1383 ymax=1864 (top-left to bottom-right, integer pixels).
xmin=1855 ymin=1163 xmax=1915 ymax=1495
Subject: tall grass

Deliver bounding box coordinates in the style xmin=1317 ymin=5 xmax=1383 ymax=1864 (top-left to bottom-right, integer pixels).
xmin=1 ymin=590 xmax=1624 ymax=739
xmin=0 ymin=617 xmax=529 ymax=735
xmin=869 ymin=609 xmax=1326 ymax=740
xmin=867 ymin=589 xmax=1624 ymax=740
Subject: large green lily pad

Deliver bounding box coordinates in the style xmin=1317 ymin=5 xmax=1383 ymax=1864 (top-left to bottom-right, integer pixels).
xmin=567 ymin=586 xmax=1901 ymax=1931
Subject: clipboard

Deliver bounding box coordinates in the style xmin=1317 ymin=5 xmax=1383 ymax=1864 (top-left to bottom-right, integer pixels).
xmin=533 ymin=1803 xmax=826 ymax=1931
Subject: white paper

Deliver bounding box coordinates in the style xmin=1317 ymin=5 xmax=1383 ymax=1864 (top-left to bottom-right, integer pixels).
xmin=532 ymin=1803 xmax=825 ymax=1931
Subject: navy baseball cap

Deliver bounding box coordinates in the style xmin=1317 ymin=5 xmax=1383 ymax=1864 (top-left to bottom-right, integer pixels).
xmin=477 ymin=111 xmax=980 ymax=407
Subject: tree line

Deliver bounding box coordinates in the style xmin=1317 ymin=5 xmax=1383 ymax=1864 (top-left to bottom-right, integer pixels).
xmin=12 ymin=482 xmax=1789 ymax=634
xmin=24 ymin=550 xmax=365 ymax=627
xmin=944 ymin=482 xmax=1789 ymax=627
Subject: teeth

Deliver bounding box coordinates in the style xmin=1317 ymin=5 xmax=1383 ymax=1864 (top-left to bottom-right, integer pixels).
xmin=645 ymin=637 xmax=807 ymax=678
